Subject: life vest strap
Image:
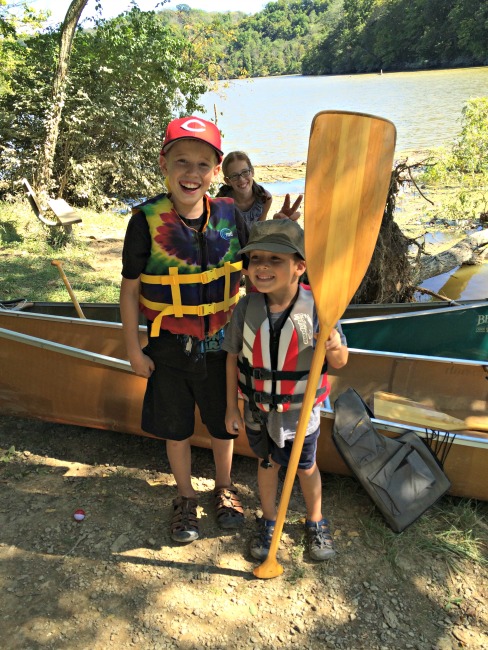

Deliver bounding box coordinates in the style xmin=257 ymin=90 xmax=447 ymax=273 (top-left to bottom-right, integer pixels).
xmin=141 ymin=260 xmax=243 ymax=286
xmin=222 ymin=260 xmax=232 ymax=312
xmin=142 ymin=292 xmax=240 ymax=337
xmin=237 ymin=359 xmax=328 ymax=381
xmin=169 ymin=267 xmax=183 ymax=318
xmin=238 ymin=381 xmax=329 ymax=407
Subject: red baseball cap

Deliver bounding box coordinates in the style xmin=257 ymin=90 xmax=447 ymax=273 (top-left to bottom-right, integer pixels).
xmin=161 ymin=116 xmax=223 ymax=162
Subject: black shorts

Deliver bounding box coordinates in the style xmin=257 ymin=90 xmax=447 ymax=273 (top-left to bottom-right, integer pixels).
xmin=246 ymin=425 xmax=320 ymax=470
xmin=141 ymin=351 xmax=236 ymax=441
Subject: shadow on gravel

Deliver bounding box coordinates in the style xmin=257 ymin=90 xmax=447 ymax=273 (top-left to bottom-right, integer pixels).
xmin=1 ymin=415 xmax=487 ymax=650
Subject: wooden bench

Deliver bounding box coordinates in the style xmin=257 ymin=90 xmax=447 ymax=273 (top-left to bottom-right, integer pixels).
xmin=22 ymin=178 xmax=82 ymax=231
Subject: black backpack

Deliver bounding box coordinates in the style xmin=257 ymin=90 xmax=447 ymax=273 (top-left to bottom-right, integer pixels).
xmin=332 ymin=388 xmax=451 ymax=533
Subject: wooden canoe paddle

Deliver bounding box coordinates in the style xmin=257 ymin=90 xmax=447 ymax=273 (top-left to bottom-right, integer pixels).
xmin=51 ymin=260 xmax=86 ymax=319
xmin=374 ymin=391 xmax=488 ymax=434
xmin=253 ymin=110 xmax=396 ymax=579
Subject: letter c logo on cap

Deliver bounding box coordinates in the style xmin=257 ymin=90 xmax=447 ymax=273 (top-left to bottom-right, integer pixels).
xmin=181 ymin=118 xmax=207 ymax=133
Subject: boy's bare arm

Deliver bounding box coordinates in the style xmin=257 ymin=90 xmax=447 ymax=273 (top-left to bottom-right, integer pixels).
xmin=325 ymin=328 xmax=349 ymax=369
xmin=120 ymin=277 xmax=155 ymax=378
xmin=225 ymin=352 xmax=244 ymax=434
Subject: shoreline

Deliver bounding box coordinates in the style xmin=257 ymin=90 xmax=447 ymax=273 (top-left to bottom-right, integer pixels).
xmin=253 ymin=149 xmax=430 ymax=185
xmin=254 ymin=161 xmax=307 ymax=184
xmin=253 ymin=149 xmax=432 ymax=216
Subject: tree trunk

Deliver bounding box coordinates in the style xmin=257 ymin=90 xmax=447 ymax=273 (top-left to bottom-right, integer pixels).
xmin=354 ymin=159 xmax=488 ymax=303
xmin=352 ymin=164 xmax=415 ymax=304
xmin=36 ymin=0 xmax=89 ymax=197
xmin=413 ymin=229 xmax=488 ymax=284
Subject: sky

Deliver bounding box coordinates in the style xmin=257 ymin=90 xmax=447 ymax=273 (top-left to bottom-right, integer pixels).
xmin=31 ymin=1 xmax=268 ymax=27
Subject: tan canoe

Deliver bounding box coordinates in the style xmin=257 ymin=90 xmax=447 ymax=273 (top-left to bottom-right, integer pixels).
xmin=0 ymin=306 xmax=487 ymax=501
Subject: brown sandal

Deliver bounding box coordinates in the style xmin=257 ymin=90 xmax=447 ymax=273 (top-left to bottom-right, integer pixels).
xmin=171 ymin=496 xmax=199 ymax=543
xmin=214 ymin=486 xmax=244 ymax=529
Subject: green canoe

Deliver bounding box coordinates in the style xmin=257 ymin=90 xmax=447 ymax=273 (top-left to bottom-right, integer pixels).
xmin=341 ymin=301 xmax=488 ymax=363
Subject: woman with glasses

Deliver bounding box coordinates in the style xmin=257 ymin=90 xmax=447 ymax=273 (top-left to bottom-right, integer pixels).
xmin=217 ymin=151 xmax=272 ymax=224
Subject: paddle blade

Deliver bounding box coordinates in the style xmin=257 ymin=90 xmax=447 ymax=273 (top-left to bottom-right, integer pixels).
xmin=374 ymin=391 xmax=488 ymax=434
xmin=253 ymin=558 xmax=284 ymax=579
xmin=304 ymin=111 xmax=396 ymax=329
xmin=464 ymin=417 xmax=488 ymax=433
xmin=374 ymin=391 xmax=467 ymax=431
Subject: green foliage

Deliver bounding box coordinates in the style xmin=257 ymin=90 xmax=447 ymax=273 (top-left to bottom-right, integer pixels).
xmin=0 ymin=1 xmax=49 ymax=97
xmin=0 ymin=30 xmax=58 ymax=196
xmin=0 ymin=8 xmax=209 ymax=205
xmin=157 ymin=1 xmax=328 ymax=79
xmin=361 ymin=498 xmax=487 ymax=571
xmin=45 ymin=226 xmax=74 ymax=249
xmin=424 ymin=185 xmax=488 ymax=225
xmin=0 ymin=219 xmax=23 ymax=244
xmin=421 ymin=98 xmax=488 ymax=181
xmin=302 ymin=0 xmax=488 ymax=75
xmin=418 ymin=98 xmax=488 ymax=223
xmin=451 ymin=98 xmax=488 ymax=175
xmin=0 ymin=445 xmax=17 ymax=462
xmin=224 ymin=0 xmax=326 ymax=78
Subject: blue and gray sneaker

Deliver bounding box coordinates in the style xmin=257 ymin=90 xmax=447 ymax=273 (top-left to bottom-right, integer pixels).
xmin=250 ymin=517 xmax=276 ymax=560
xmin=305 ymin=518 xmax=336 ymax=561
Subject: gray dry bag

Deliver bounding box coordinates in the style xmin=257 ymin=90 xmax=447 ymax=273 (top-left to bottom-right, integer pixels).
xmin=332 ymin=388 xmax=451 ymax=533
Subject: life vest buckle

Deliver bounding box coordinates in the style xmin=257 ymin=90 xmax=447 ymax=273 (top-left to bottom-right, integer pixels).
xmin=197 ymin=303 xmax=216 ymax=317
xmin=253 ymin=367 xmax=274 ymax=381
xmin=201 ymin=268 xmax=219 ymax=284
xmin=254 ymin=392 xmax=292 ymax=407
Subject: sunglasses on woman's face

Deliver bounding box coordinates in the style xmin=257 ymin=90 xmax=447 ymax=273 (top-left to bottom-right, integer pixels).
xmin=226 ymin=168 xmax=252 ymax=182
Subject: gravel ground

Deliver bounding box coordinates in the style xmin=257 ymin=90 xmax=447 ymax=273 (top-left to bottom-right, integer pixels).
xmin=0 ymin=416 xmax=487 ymax=650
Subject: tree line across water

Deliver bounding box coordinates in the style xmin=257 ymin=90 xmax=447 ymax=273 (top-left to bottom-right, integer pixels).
xmin=174 ymin=0 xmax=486 ymax=78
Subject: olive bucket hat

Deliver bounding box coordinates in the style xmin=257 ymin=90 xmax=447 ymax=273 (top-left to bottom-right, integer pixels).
xmin=239 ymin=219 xmax=305 ymax=259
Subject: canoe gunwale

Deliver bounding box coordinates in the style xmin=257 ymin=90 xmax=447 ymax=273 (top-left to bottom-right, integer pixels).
xmin=0 ymin=326 xmax=133 ymax=373
xmin=348 ymin=347 xmax=488 ymax=368
xmin=341 ymin=300 xmax=488 ymax=326
xmin=0 ymin=307 xmax=147 ymax=333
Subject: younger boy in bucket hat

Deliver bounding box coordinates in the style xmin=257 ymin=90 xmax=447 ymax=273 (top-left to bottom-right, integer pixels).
xmin=223 ymin=219 xmax=349 ymax=561
xmin=120 ymin=116 xmax=249 ymax=543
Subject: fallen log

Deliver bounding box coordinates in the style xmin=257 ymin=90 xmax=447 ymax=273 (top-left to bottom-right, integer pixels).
xmin=413 ymin=228 xmax=488 ymax=283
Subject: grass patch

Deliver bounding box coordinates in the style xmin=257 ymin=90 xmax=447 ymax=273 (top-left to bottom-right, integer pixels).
xmin=0 ymin=219 xmax=23 ymax=245
xmin=360 ymin=497 xmax=487 ymax=572
xmin=286 ymin=562 xmax=306 ymax=584
xmin=0 ymin=199 xmax=124 ymax=303
xmin=0 ymin=445 xmax=17 ymax=462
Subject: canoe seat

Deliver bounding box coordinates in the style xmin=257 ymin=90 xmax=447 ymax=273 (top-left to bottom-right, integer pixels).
xmin=22 ymin=178 xmax=82 ymax=230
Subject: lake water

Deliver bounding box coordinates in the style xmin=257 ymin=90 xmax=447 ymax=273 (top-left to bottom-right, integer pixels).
xmin=202 ymin=69 xmax=488 ymax=302
xmin=419 ymin=261 xmax=488 ymax=301
xmin=201 ymin=68 xmax=488 ymax=165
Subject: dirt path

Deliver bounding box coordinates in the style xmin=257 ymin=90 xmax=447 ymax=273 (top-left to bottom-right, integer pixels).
xmin=0 ymin=416 xmax=487 ymax=650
